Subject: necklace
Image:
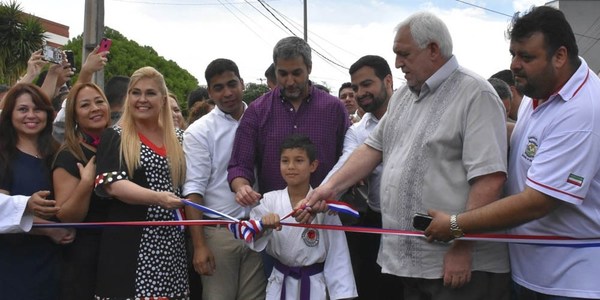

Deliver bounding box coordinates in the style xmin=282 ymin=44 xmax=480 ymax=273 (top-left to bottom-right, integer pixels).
xmin=17 ymin=146 xmax=40 ymax=158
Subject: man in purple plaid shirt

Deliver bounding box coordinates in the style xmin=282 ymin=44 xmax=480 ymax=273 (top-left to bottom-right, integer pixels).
xmin=228 ymin=36 xmax=350 ymax=207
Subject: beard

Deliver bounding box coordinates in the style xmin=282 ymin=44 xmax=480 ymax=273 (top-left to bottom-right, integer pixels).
xmin=358 ymin=86 xmax=388 ymax=113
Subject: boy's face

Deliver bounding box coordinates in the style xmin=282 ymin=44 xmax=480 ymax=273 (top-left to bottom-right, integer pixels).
xmin=280 ymin=148 xmax=318 ymax=187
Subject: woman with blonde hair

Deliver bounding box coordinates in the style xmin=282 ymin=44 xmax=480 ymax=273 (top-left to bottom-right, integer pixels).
xmin=94 ymin=66 xmax=189 ymax=299
xmin=52 ymin=82 xmax=111 ymax=299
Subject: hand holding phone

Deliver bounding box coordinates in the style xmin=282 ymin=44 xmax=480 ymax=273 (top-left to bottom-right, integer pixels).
xmin=65 ymin=50 xmax=75 ymax=71
xmin=412 ymin=213 xmax=433 ymax=231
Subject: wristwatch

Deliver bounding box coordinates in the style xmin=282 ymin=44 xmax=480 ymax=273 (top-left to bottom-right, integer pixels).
xmin=450 ymin=214 xmax=464 ymax=238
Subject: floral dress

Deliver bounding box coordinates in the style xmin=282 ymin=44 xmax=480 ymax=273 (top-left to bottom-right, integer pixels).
xmin=94 ymin=126 xmax=189 ymax=300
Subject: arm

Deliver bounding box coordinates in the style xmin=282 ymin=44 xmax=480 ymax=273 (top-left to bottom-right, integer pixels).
xmin=103 ymin=180 xmax=183 ymax=209
xmin=76 ymin=46 xmax=108 ymax=84
xmin=296 ymin=144 xmax=381 ymax=223
xmin=441 ymin=172 xmax=505 ymax=288
xmin=17 ymin=50 xmax=47 ymax=84
xmin=184 ymin=193 xmax=216 ymax=275
xmin=227 ymin=104 xmax=259 ymax=196
xmin=53 ymin=157 xmax=96 ymax=222
xmin=426 ymin=186 xmax=558 ymax=241
xmin=40 ymin=55 xmax=73 ymax=99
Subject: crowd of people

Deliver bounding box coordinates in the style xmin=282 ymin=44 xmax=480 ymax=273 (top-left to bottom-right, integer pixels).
xmin=1 ymin=5 xmax=599 ymax=300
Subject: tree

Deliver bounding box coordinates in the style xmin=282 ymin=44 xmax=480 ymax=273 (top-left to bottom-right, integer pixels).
xmin=242 ymin=82 xmax=269 ymax=104
xmin=63 ymin=27 xmax=198 ymax=111
xmin=0 ymin=0 xmax=45 ymax=84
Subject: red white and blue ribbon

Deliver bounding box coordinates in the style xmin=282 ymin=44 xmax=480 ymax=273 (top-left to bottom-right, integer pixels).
xmin=172 ymin=208 xmax=186 ymax=232
xmin=281 ymin=200 xmax=360 ymax=220
xmin=32 ymin=199 xmax=600 ymax=247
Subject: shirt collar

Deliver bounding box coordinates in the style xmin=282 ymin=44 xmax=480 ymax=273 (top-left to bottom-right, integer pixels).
xmin=423 ymin=55 xmax=459 ymax=94
xmin=554 ymin=57 xmax=590 ymax=103
xmin=215 ymin=101 xmax=248 ymax=121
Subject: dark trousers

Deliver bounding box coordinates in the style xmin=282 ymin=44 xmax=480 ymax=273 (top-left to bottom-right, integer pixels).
xmin=347 ymin=207 xmax=403 ymax=299
xmin=513 ymin=283 xmax=590 ymax=300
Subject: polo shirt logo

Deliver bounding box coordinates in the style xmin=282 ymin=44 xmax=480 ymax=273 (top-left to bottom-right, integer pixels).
xmin=567 ymin=173 xmax=584 ymax=187
xmin=523 ymin=137 xmax=538 ymax=161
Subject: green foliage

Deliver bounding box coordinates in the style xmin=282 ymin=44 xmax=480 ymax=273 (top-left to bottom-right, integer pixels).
xmin=64 ymin=27 xmax=198 ymax=110
xmin=242 ymin=82 xmax=269 ymax=104
xmin=0 ymin=0 xmax=45 ymax=84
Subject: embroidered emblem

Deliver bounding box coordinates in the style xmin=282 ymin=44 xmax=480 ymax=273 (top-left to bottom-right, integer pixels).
xmin=302 ymin=228 xmax=319 ymax=247
xmin=523 ymin=137 xmax=538 ymax=161
xmin=567 ymin=173 xmax=584 ymax=187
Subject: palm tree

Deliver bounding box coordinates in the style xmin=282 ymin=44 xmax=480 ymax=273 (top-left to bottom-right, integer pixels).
xmin=0 ymin=0 xmax=46 ymax=85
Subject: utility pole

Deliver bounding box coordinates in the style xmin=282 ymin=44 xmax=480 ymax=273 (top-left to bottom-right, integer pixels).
xmin=83 ymin=0 xmax=105 ymax=88
xmin=303 ymin=0 xmax=307 ymax=42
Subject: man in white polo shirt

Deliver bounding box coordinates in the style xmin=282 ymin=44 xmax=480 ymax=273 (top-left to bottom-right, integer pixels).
xmin=425 ymin=6 xmax=600 ymax=299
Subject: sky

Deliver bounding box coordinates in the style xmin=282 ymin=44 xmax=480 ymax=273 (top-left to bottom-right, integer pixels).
xmin=18 ymin=0 xmax=548 ymax=93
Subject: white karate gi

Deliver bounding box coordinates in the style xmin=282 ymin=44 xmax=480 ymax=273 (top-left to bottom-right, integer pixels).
xmin=0 ymin=194 xmax=33 ymax=233
xmin=250 ymin=187 xmax=357 ymax=300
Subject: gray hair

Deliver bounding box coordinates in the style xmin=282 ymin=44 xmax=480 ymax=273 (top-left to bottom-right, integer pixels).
xmin=488 ymin=78 xmax=513 ymax=102
xmin=273 ymin=36 xmax=312 ymax=69
xmin=395 ymin=12 xmax=453 ymax=59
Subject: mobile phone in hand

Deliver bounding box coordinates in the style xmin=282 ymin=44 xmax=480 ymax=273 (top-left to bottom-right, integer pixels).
xmin=65 ymin=50 xmax=75 ymax=71
xmin=412 ymin=213 xmax=433 ymax=231
xmin=42 ymin=45 xmax=63 ymax=64
xmin=98 ymin=38 xmax=112 ymax=54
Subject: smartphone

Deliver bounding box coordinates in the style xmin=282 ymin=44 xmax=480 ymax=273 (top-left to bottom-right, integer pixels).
xmin=65 ymin=50 xmax=75 ymax=71
xmin=42 ymin=45 xmax=63 ymax=64
xmin=98 ymin=38 xmax=112 ymax=54
xmin=412 ymin=213 xmax=433 ymax=231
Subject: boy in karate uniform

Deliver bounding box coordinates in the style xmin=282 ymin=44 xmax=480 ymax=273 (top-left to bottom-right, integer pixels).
xmin=249 ymin=134 xmax=357 ymax=300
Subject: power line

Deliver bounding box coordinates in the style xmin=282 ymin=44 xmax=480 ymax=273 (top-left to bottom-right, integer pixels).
xmin=216 ymin=0 xmax=270 ymax=44
xmin=112 ymin=0 xmax=278 ymax=6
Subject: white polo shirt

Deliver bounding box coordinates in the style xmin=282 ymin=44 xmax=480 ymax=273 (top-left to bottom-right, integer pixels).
xmin=507 ymin=58 xmax=600 ymax=298
xmin=182 ymin=104 xmax=251 ymax=219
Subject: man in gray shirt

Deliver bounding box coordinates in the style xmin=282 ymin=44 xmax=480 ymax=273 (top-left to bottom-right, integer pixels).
xmin=301 ymin=11 xmax=510 ymax=299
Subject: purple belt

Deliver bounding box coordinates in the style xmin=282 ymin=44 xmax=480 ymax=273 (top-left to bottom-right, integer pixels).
xmin=273 ymin=259 xmax=325 ymax=300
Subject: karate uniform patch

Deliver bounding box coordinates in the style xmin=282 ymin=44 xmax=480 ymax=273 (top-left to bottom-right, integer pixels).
xmin=302 ymin=228 xmax=319 ymax=247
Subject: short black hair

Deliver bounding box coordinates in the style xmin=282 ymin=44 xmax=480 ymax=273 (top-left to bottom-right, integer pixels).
xmin=104 ymin=75 xmax=130 ymax=107
xmin=186 ymin=86 xmax=209 ymax=109
xmin=280 ymin=134 xmax=317 ymax=162
xmin=264 ymin=63 xmax=276 ymax=82
xmin=338 ymin=82 xmax=352 ymax=97
xmin=490 ymin=69 xmax=515 ymax=86
xmin=205 ymin=58 xmax=241 ymax=87
xmin=313 ymin=84 xmax=330 ymax=94
xmin=349 ymin=55 xmax=392 ymax=81
xmin=509 ymin=6 xmax=579 ymax=66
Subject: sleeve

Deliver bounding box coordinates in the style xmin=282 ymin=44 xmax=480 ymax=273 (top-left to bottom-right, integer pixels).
xmin=0 ymin=194 xmax=33 ymax=233
xmin=182 ymin=124 xmax=212 ymax=197
xmin=52 ymin=150 xmax=81 ymax=179
xmin=94 ymin=128 xmax=129 ymax=198
xmin=335 ymin=101 xmax=351 ymax=159
xmin=527 ymin=120 xmax=600 ymax=205
xmin=322 ymin=125 xmax=360 ymax=185
xmin=322 ymin=213 xmax=358 ymax=299
xmin=227 ymin=103 xmax=259 ymax=186
xmin=365 ymin=114 xmax=386 ymax=152
xmin=462 ymin=89 xmax=508 ymax=180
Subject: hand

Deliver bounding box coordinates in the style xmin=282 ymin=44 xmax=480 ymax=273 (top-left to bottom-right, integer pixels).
xmin=261 ymin=213 xmax=281 ymax=231
xmin=442 ymin=241 xmax=473 ymax=288
xmin=424 ymin=209 xmax=453 ymax=242
xmin=293 ymin=187 xmax=332 ymax=224
xmin=45 ymin=227 xmax=76 ymax=245
xmin=192 ymin=244 xmax=216 ymax=275
xmin=19 ymin=50 xmax=47 ymax=83
xmin=27 ymin=190 xmax=60 ymax=219
xmin=234 ymin=185 xmax=261 ymax=207
xmin=77 ymin=156 xmax=96 ymax=187
xmin=81 ymin=46 xmax=108 ymax=74
xmin=155 ymin=192 xmax=184 ymax=209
